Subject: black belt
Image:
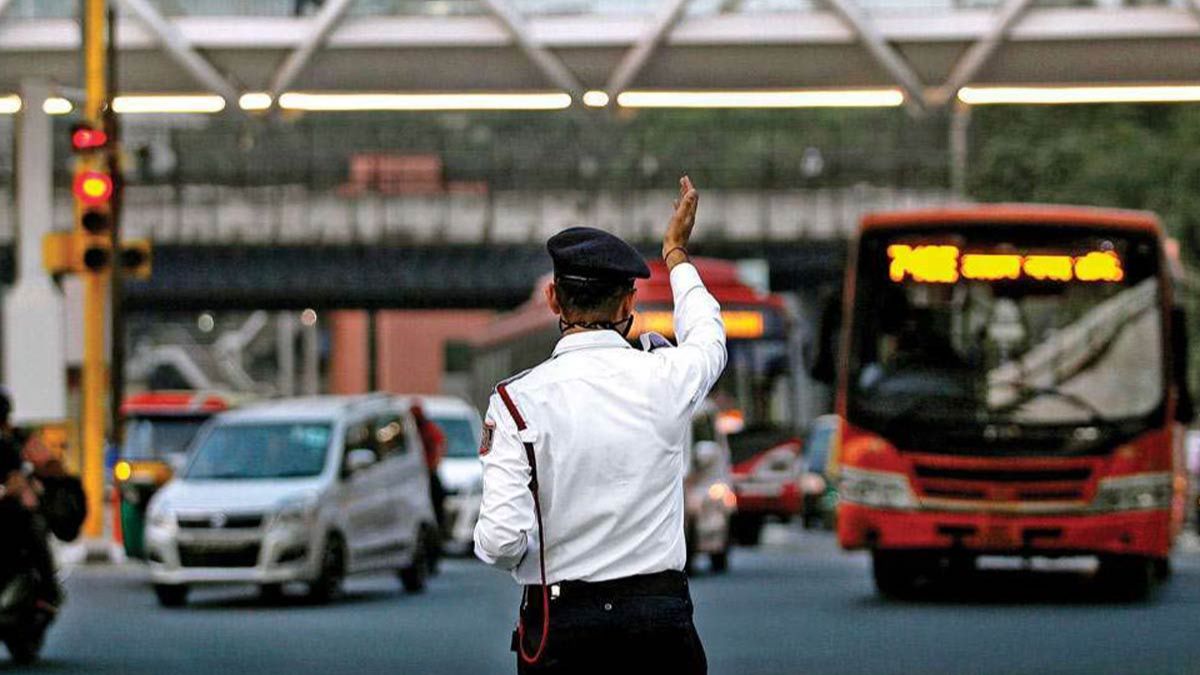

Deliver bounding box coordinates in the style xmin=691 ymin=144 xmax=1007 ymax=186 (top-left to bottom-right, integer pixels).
xmin=525 ymin=569 xmax=689 ymax=603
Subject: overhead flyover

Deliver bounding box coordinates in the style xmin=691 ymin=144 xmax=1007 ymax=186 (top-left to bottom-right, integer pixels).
xmin=0 ymin=1 xmax=1199 ymax=111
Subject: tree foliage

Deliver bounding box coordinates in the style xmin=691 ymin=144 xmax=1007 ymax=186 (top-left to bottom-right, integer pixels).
xmin=969 ymin=104 xmax=1200 ymax=255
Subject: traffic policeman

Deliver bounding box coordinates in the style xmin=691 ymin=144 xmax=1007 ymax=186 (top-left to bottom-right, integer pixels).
xmin=474 ymin=176 xmax=725 ymax=674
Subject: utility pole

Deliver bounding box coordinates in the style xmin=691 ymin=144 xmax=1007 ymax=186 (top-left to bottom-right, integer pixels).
xmin=44 ymin=0 xmax=150 ymax=540
xmin=80 ymin=0 xmax=110 ymax=539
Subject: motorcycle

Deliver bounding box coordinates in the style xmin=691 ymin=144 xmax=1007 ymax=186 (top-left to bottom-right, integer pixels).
xmin=0 ymin=543 xmax=56 ymax=664
xmin=0 ymin=461 xmax=82 ymax=665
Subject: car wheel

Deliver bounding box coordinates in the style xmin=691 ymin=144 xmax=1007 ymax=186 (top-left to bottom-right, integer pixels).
xmin=400 ymin=529 xmax=429 ymax=594
xmin=259 ymin=583 xmax=284 ymax=603
xmin=424 ymin=525 xmax=442 ymax=577
xmin=710 ymin=549 xmax=730 ymax=574
xmin=307 ymin=534 xmax=346 ymax=604
xmin=1097 ymin=555 xmax=1156 ymax=602
xmin=153 ymin=584 xmax=189 ymax=608
xmin=731 ymin=514 xmax=764 ymax=546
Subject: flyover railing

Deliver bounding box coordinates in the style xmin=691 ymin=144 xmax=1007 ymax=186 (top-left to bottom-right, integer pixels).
xmin=4 ymin=0 xmax=1191 ymax=20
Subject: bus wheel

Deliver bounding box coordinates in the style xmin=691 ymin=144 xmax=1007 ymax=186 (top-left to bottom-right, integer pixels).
xmin=872 ymin=551 xmax=931 ymax=600
xmin=1097 ymin=555 xmax=1155 ymax=602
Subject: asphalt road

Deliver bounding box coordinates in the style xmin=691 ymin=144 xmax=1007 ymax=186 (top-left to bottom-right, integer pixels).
xmin=11 ymin=528 xmax=1200 ymax=675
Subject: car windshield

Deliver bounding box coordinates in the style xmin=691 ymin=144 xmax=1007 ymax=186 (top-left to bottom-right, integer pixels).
xmin=848 ymin=227 xmax=1164 ymax=445
xmin=121 ymin=416 xmax=208 ymax=461
xmin=433 ymin=416 xmax=480 ymax=458
xmin=184 ymin=423 xmax=332 ymax=480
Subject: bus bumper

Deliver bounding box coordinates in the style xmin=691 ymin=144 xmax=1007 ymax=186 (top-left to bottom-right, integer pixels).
xmin=837 ymin=503 xmax=1172 ymax=559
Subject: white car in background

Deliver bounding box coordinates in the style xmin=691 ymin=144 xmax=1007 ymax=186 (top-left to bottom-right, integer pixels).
xmin=144 ymin=395 xmax=438 ymax=607
xmin=401 ymin=395 xmax=484 ymax=555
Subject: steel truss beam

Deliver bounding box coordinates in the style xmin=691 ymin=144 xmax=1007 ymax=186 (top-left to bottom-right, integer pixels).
xmin=479 ymin=0 xmax=584 ymax=98
xmin=605 ymin=0 xmax=693 ymax=100
xmin=268 ymin=0 xmax=357 ymax=102
xmin=114 ymin=0 xmax=240 ymax=106
xmin=821 ymin=0 xmax=927 ymax=114
xmin=933 ymin=0 xmax=1035 ymax=108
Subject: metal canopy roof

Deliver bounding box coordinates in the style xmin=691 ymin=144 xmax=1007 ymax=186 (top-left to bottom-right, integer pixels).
xmin=1 ymin=1 xmax=1198 ymax=111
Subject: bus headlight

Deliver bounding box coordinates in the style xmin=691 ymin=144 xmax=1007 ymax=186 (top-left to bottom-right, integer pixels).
xmin=1091 ymin=473 xmax=1173 ymax=512
xmin=839 ymin=467 xmax=916 ymax=509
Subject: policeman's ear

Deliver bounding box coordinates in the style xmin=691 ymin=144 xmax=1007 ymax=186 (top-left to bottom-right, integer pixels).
xmin=621 ymin=287 xmax=638 ymax=317
xmin=545 ymin=281 xmax=563 ymax=316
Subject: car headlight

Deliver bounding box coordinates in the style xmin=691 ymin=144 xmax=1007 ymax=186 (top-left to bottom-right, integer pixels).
xmin=800 ymin=472 xmax=827 ymax=496
xmin=839 ymin=467 xmax=916 ymax=509
xmin=147 ymin=500 xmax=174 ymax=529
xmin=272 ymin=494 xmax=318 ymax=528
xmin=706 ymin=482 xmax=737 ymax=509
xmin=1092 ymin=473 xmax=1173 ymax=513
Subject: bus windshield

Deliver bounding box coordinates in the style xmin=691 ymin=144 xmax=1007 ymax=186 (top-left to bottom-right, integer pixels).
xmin=122 ymin=416 xmax=209 ymax=461
xmin=848 ymin=227 xmax=1164 ymax=446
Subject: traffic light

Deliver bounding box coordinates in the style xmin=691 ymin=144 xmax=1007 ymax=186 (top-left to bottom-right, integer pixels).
xmin=120 ymin=239 xmax=152 ymax=280
xmin=73 ymin=168 xmax=113 ymax=273
xmin=70 ymin=123 xmax=109 ymax=152
xmin=70 ymin=122 xmax=116 ymax=273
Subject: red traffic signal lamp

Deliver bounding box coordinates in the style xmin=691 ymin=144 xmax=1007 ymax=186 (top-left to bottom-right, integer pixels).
xmin=71 ymin=124 xmax=109 ymax=152
xmin=74 ymin=170 xmax=113 ymax=209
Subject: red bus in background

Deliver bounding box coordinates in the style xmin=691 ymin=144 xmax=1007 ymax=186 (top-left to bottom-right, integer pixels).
xmin=829 ymin=205 xmax=1190 ymax=599
xmin=471 ymin=258 xmax=802 ymax=547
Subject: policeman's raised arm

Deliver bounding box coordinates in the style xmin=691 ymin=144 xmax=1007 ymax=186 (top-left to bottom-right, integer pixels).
xmin=473 ymin=393 xmax=534 ymax=570
xmin=661 ymin=177 xmax=727 ymax=409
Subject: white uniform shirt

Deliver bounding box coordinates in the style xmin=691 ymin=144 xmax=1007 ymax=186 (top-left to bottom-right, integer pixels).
xmin=474 ymin=262 xmax=727 ymax=584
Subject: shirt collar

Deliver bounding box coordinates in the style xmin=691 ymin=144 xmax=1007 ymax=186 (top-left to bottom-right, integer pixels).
xmin=552 ymin=330 xmax=633 ymax=358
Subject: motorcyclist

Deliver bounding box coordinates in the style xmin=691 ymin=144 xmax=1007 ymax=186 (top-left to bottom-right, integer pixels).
xmin=0 ymin=391 xmax=63 ymax=611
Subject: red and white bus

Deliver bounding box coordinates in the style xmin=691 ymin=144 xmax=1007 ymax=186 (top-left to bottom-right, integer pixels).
xmin=829 ymin=205 xmax=1190 ymax=598
xmin=470 ymin=257 xmax=802 ymax=547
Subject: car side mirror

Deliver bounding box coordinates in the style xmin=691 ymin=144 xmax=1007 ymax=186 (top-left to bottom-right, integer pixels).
xmin=693 ymin=440 xmax=721 ymax=470
xmin=345 ymin=448 xmax=377 ymax=475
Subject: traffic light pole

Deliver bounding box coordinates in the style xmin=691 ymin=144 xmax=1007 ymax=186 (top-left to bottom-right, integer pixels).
xmin=107 ymin=5 xmax=126 ymax=449
xmin=80 ymin=0 xmax=109 ymax=539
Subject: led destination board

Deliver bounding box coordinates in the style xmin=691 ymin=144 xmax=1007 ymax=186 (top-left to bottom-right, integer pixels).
xmin=887 ymin=244 xmax=1125 ymax=284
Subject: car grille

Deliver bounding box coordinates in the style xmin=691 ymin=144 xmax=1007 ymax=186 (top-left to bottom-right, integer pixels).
xmin=914 ymin=463 xmax=1092 ymax=503
xmin=178 ymin=543 xmax=261 ymax=568
xmin=177 ymin=513 xmax=264 ymax=530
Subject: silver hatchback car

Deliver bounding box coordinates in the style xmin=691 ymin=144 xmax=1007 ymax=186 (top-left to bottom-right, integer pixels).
xmin=144 ymin=394 xmax=438 ymax=607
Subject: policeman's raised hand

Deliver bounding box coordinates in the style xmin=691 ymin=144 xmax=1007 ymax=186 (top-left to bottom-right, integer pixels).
xmin=664 ymin=175 xmax=698 ymax=269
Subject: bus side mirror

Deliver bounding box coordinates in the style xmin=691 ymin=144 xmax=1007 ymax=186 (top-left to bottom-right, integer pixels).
xmin=1172 ymin=306 xmax=1194 ymax=424
xmin=809 ymin=296 xmax=841 ymax=386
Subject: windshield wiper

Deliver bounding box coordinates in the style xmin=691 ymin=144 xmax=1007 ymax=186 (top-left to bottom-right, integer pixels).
xmin=997 ymin=384 xmax=1112 ymax=428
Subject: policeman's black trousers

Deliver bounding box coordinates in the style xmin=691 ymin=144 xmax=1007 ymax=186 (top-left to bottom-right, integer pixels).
xmin=514 ymin=571 xmax=707 ymax=675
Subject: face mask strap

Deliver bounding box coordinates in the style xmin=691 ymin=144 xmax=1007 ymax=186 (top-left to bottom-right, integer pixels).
xmin=558 ymin=313 xmax=635 ymax=338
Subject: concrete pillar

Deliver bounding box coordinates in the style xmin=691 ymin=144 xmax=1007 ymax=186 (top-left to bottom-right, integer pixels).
xmin=328 ymin=310 xmax=367 ymax=394
xmin=3 ymin=78 xmax=68 ymax=424
xmin=949 ymin=101 xmax=972 ymax=201
xmin=276 ymin=311 xmax=296 ymax=396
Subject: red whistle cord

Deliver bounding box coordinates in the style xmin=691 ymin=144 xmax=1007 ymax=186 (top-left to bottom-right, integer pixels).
xmin=497 ymin=384 xmax=550 ymax=666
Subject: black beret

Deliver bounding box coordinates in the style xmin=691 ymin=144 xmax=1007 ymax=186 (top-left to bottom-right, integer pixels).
xmin=547 ymin=227 xmax=651 ymax=281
